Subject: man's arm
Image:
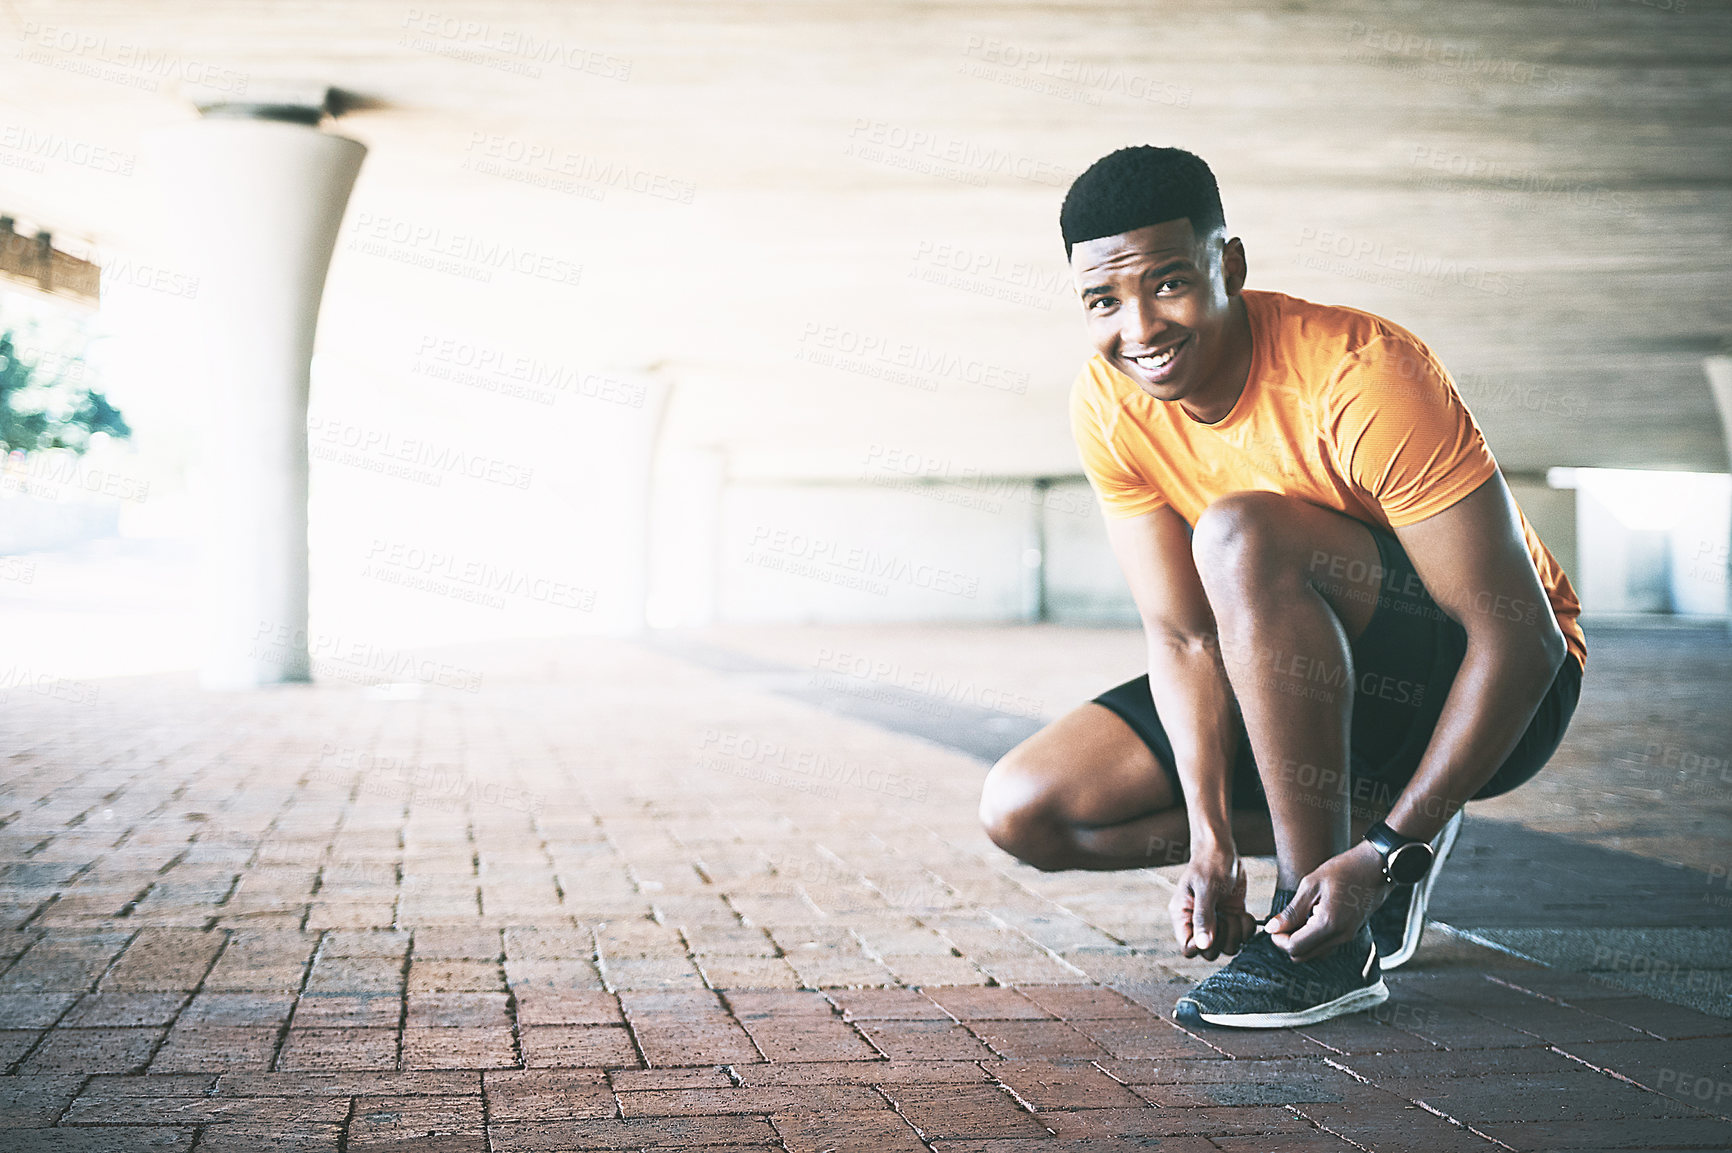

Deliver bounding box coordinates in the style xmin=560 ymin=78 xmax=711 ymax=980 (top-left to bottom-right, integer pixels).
xmin=1385 ymin=473 xmax=1568 ymax=837
xmin=1268 ymin=472 xmax=1567 ymax=960
xmin=1103 ymin=505 xmax=1258 ymax=960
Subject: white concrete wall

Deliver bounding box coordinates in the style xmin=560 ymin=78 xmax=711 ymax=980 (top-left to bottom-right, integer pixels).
xmin=716 ymin=480 xmax=1039 ymax=623
xmin=1041 ymin=477 xmax=1136 ymax=625
xmin=648 ymin=445 xmax=727 ymax=630
xmin=709 ymin=474 xmax=1140 ymax=626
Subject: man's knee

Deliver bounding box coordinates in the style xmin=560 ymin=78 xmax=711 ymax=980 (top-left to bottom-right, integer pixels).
xmin=1191 ymin=491 xmax=1295 ymax=580
xmin=979 ymin=753 xmax=1069 ymax=871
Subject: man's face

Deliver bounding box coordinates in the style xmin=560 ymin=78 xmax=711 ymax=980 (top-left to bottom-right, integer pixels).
xmin=1070 ymin=218 xmax=1246 ymax=405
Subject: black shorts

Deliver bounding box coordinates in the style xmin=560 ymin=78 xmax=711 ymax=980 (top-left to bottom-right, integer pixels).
xmin=1093 ymin=522 xmax=1583 ymax=814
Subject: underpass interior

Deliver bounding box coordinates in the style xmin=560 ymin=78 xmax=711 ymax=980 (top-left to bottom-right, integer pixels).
xmin=2 ymin=1 xmax=1731 ymax=1150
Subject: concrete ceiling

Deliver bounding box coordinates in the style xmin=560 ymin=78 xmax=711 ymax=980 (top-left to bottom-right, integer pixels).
xmin=4 ymin=0 xmax=1730 ymax=479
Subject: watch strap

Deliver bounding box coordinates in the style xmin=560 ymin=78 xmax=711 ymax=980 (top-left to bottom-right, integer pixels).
xmin=1363 ymin=819 xmax=1422 ymax=856
xmin=1364 ymin=820 xmax=1433 ymax=884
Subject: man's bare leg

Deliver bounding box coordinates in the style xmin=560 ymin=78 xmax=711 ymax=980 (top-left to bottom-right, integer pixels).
xmin=1189 ymin=492 xmax=1387 ymax=894
xmin=980 ymin=701 xmax=1275 ymax=872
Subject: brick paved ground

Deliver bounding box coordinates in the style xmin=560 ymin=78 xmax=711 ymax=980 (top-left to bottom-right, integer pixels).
xmin=3 ymin=629 xmax=1730 ymax=1151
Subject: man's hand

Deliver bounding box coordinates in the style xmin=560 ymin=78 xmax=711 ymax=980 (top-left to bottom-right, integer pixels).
xmin=1169 ymin=847 xmax=1257 ymax=960
xmin=1265 ymin=842 xmax=1391 ymax=963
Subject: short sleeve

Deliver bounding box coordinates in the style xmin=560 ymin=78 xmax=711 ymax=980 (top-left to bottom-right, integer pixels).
xmin=1324 ymin=336 xmax=1498 ymax=527
xmin=1069 ymin=364 xmax=1167 ymax=519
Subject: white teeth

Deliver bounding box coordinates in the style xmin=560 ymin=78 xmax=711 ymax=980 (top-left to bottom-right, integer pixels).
xmin=1133 ymin=346 xmax=1177 ymax=368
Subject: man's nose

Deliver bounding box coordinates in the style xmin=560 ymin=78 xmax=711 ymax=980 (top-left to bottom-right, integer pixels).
xmin=1120 ymin=297 xmax=1168 ymax=349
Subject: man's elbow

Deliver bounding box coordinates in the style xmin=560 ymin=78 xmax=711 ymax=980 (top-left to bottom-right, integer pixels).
xmin=1466 ymin=609 xmax=1567 ymax=681
xmin=1541 ymin=620 xmax=1568 ymax=674
xmin=1523 ymin=604 xmax=1569 ymax=676
xmin=1143 ymin=618 xmax=1219 ymax=659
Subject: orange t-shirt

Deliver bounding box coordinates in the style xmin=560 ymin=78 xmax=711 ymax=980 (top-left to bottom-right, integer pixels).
xmin=1070 ymin=289 xmax=1586 ymax=669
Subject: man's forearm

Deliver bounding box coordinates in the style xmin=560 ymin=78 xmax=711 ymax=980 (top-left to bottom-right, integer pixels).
xmin=1382 ymin=631 xmax=1565 ymax=842
xmin=1143 ymin=629 xmax=1241 ymax=849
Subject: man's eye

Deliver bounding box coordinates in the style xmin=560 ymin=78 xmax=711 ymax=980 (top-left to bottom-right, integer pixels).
xmin=1157 ymin=279 xmax=1186 ymax=294
xmin=1088 ymin=296 xmax=1117 ymax=310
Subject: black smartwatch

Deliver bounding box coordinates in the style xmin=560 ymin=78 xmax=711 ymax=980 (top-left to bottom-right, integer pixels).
xmin=1363 ymin=820 xmax=1434 ymax=885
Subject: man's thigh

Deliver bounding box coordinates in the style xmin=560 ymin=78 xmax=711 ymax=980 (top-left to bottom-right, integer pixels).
xmin=986 ymin=698 xmax=1178 ymax=826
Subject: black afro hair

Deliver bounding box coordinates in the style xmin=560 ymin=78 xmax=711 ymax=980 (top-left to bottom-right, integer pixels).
xmin=1060 ymin=146 xmax=1225 ymax=259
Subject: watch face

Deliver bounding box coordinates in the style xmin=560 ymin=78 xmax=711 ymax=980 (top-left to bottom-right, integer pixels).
xmin=1387 ymin=842 xmax=1433 ymax=885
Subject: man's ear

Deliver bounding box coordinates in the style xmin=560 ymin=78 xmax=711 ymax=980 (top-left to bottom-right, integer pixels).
xmin=1221 ymin=236 xmax=1248 ymax=296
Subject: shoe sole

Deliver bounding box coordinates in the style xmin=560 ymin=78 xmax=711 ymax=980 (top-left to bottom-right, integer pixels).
xmin=1174 ymin=979 xmax=1390 ymax=1029
xmin=1380 ymin=811 xmax=1464 ymax=971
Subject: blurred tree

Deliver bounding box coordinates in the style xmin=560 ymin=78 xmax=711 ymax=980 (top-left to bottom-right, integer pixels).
xmin=0 ymin=328 xmax=129 ymax=455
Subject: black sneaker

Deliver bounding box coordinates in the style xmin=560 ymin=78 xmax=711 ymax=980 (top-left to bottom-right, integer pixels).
xmin=1173 ymin=924 xmax=1387 ymax=1029
xmin=1369 ymin=810 xmax=1463 ymax=970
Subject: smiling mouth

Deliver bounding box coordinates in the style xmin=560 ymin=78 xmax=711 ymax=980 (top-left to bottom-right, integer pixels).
xmin=1124 ymin=336 xmax=1188 ymax=376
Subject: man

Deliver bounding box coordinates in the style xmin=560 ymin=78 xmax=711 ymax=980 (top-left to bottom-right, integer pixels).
xmin=978 ymin=146 xmax=1585 ymax=1028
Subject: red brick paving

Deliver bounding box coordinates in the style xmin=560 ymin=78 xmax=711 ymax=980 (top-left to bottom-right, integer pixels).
xmin=149 ymin=1024 xmax=279 ymax=1071
xmin=990 ymin=1060 xmax=1145 ymax=1110
xmin=518 ymin=1023 xmax=638 ymax=1068
xmin=2 ymin=637 xmax=1729 ymax=1150
xmin=485 ymin=1069 xmax=616 ymax=1122
xmin=772 ymin=1108 xmax=930 ymax=1153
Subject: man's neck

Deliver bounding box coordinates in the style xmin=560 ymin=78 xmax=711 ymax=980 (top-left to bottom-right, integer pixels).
xmin=1179 ymin=295 xmax=1253 ymax=426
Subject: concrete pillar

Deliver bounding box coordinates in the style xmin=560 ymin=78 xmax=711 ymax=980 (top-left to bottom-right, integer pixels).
xmin=1708 ymin=357 xmax=1732 ymax=472
xmin=1706 ymin=356 xmax=1732 ymax=627
xmin=148 ymin=105 xmax=365 ymax=688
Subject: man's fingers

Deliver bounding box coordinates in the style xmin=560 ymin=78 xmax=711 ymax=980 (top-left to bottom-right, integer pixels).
xmin=1281 ymin=910 xmax=1334 ymax=960
xmin=1270 ymin=883 xmax=1354 ymax=962
xmin=1170 ymin=889 xmax=1195 ymax=951
xmin=1214 ymin=917 xmax=1236 ymax=957
xmin=1217 ymin=911 xmax=1255 ymax=956
xmin=1170 ymin=864 xmax=1251 ymax=960
xmin=1267 ymin=880 xmax=1315 ymax=935
xmin=1191 ymin=887 xmax=1215 ymax=951
xmin=1284 ymin=908 xmax=1354 ymax=963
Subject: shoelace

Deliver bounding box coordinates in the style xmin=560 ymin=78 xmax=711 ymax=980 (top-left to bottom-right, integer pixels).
xmin=1210 ymin=932 xmax=1293 ymax=982
xmin=1213 ymin=930 xmax=1372 ymax=983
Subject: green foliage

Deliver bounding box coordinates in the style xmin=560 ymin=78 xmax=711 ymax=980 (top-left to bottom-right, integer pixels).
xmin=0 ymin=328 xmax=129 ymax=456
